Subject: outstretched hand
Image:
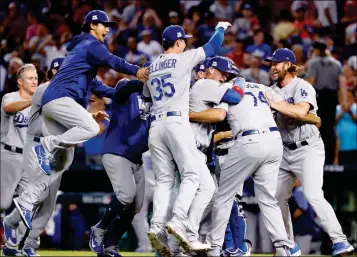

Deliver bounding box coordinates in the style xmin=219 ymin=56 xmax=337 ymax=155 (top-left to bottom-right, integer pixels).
xmin=215 ymin=21 xmax=232 ymax=31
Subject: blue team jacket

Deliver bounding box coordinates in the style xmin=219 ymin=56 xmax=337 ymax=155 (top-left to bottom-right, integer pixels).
xmin=90 ymin=78 xmax=115 ymax=101
xmin=102 ymin=79 xmax=150 ymax=164
xmin=41 ymin=33 xmax=139 ymax=108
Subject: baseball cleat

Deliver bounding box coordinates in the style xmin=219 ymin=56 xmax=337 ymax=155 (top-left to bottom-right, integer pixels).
xmin=32 ymin=145 xmax=51 ymax=175
xmin=222 ymin=245 xmax=251 ymax=256
xmin=165 ymin=221 xmax=191 ymax=254
xmin=23 ymin=247 xmax=40 ymax=256
xmin=332 ymin=242 xmax=354 ymax=256
xmin=289 ymin=243 xmax=301 ymax=256
xmin=101 ymin=245 xmax=122 ymax=257
xmin=274 ymin=246 xmax=291 ymax=256
xmin=1 ymin=245 xmax=23 ymax=256
xmin=189 ymin=241 xmax=211 ymax=252
xmin=89 ymin=225 xmax=106 ymax=254
xmin=207 ymin=247 xmax=221 ymax=257
xmin=13 ymin=198 xmax=32 ymax=230
xmin=33 ymin=144 xmax=51 ymax=175
xmin=147 ymin=227 xmax=171 ymax=257
xmin=2 ymin=219 xmax=18 ymax=247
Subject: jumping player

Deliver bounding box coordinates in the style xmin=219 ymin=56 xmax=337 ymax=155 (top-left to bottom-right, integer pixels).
xmin=32 ymin=10 xmax=148 ymax=176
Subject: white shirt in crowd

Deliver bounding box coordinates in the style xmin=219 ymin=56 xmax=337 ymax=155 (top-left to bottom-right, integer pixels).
xmin=137 ymin=40 xmax=163 ymax=61
xmin=314 ymin=0 xmax=338 ymax=27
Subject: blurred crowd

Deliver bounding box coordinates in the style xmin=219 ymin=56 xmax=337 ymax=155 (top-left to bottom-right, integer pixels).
xmin=0 ymin=0 xmax=356 ymax=253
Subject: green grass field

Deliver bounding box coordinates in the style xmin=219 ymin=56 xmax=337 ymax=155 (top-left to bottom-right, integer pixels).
xmin=36 ymin=251 xmax=344 ymax=256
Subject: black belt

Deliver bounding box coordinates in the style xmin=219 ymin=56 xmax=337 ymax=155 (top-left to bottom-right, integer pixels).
xmin=216 ymin=148 xmax=229 ymax=156
xmin=241 ymin=127 xmax=279 ymax=137
xmin=33 ymin=136 xmax=41 ymax=143
xmin=3 ymin=144 xmax=23 ymax=154
xmin=283 ymin=140 xmax=308 ymax=150
xmin=151 ymin=111 xmax=181 ymax=122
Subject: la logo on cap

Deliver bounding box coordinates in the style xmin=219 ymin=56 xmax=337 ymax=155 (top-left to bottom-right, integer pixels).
xmin=200 ymin=65 xmax=204 ymax=69
xmin=212 ymin=61 xmax=217 ymax=66
xmin=177 ymin=32 xmax=182 ymax=37
xmin=54 ymin=62 xmax=59 ymax=67
xmin=92 ymin=15 xmax=98 ymax=20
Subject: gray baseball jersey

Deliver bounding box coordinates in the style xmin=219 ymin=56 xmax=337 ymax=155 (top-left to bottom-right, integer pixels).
xmin=227 ymin=82 xmax=281 ymax=137
xmin=1 ymin=91 xmax=30 ymax=147
xmin=271 ymin=77 xmax=320 ymax=143
xmin=189 ymin=79 xmax=230 ymax=148
xmin=144 ymin=48 xmax=205 ymax=115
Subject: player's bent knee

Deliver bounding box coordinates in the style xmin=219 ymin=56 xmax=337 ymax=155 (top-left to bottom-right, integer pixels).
xmin=85 ymin=121 xmax=100 ymax=138
xmin=115 ymin=190 xmax=136 ymax=206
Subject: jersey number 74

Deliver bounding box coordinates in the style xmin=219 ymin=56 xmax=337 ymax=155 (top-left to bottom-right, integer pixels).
xmin=152 ymin=74 xmax=175 ymax=101
xmin=245 ymin=91 xmax=269 ymax=106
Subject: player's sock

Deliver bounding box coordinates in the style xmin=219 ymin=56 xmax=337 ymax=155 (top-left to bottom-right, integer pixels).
xmin=96 ymin=198 xmax=126 ymax=230
xmin=230 ymin=199 xmax=249 ymax=253
xmin=104 ymin=209 xmax=135 ymax=247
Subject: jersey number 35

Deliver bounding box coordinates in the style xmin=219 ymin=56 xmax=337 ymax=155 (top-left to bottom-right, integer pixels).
xmin=152 ymin=74 xmax=175 ymax=101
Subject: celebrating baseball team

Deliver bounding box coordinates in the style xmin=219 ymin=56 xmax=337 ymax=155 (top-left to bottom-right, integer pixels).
xmin=0 ymin=8 xmax=355 ymax=257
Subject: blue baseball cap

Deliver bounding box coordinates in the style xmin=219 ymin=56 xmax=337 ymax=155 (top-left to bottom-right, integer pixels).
xmin=47 ymin=56 xmax=65 ymax=78
xmin=162 ymin=25 xmax=192 ymax=42
xmin=83 ymin=10 xmax=116 ymax=27
xmin=195 ymin=62 xmax=206 ymax=72
xmin=49 ymin=57 xmax=65 ymax=71
xmin=264 ymin=48 xmax=296 ymax=64
xmin=207 ymin=56 xmax=240 ymax=75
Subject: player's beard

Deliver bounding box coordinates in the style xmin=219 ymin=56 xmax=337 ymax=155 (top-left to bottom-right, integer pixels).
xmin=275 ymin=68 xmax=288 ymax=83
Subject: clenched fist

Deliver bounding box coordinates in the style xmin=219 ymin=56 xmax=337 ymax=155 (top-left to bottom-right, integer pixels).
xmin=136 ymin=67 xmax=149 ymax=81
xmin=215 ymin=21 xmax=232 ymax=31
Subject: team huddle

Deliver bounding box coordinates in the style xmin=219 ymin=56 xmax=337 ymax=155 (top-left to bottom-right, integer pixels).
xmin=1 ymin=9 xmax=355 ymax=257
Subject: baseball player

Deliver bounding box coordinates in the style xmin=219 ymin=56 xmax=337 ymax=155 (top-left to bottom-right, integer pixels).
xmin=32 ymin=10 xmax=148 ymax=176
xmin=206 ymin=77 xmax=298 ymax=256
xmin=186 ymin=56 xmax=244 ymax=252
xmin=3 ymin=76 xmax=116 ymax=256
xmin=143 ymin=22 xmax=233 ymax=255
xmin=89 ymin=75 xmax=152 ymax=257
xmin=1 ymin=63 xmax=37 ymax=256
xmin=189 ymin=66 xmax=251 ymax=256
xmin=264 ymin=48 xmax=354 ymax=256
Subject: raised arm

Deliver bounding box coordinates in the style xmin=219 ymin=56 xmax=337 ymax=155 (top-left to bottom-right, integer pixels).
xmin=202 ymin=22 xmax=231 ymax=57
xmin=88 ymin=42 xmax=148 ymax=80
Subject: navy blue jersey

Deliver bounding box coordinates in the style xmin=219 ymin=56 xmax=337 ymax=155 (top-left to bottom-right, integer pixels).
xmin=41 ymin=33 xmax=139 ymax=108
xmin=102 ymin=79 xmax=151 ymax=164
